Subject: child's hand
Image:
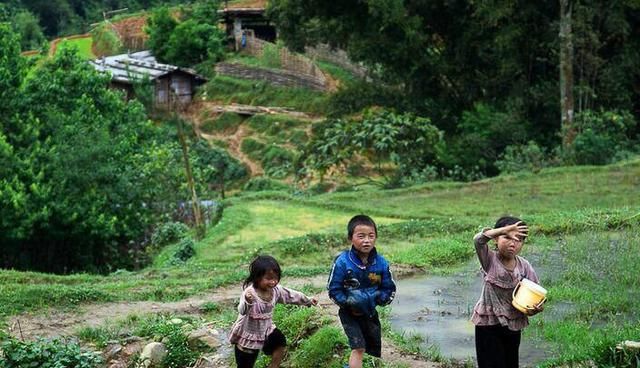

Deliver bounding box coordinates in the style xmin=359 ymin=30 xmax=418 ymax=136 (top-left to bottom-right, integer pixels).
xmin=525 ymin=303 xmax=544 ymax=316
xmin=245 ymin=291 xmax=255 ymax=304
xmin=487 ymin=221 xmax=529 ymax=241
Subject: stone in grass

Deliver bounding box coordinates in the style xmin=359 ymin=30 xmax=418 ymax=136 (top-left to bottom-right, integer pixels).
xmin=617 ymin=340 xmax=640 ymax=351
xmin=137 ymin=342 xmax=168 ymax=368
xmin=188 ymin=327 xmax=222 ymax=349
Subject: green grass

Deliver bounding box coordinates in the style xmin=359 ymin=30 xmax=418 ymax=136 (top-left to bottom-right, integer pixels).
xmin=317 ymin=60 xmax=360 ymax=85
xmin=56 ymin=37 xmax=95 ymax=59
xmin=528 ymin=230 xmax=640 ymax=366
xmin=302 ymin=159 xmax=640 ymax=220
xmin=2 ymin=160 xmax=640 ymax=366
xmin=202 ymin=75 xmax=330 ymax=114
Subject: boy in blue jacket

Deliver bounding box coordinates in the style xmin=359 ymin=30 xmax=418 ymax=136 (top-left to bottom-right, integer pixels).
xmin=328 ymin=215 xmax=397 ymax=368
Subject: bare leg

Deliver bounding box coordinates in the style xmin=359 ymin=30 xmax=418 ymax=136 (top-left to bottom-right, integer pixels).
xmin=349 ymin=348 xmax=365 ymax=368
xmin=268 ymin=346 xmax=285 ymax=368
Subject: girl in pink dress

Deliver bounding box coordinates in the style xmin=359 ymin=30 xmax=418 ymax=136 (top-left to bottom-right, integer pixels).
xmin=229 ymin=255 xmax=317 ymax=368
xmin=471 ymin=216 xmax=544 ymax=368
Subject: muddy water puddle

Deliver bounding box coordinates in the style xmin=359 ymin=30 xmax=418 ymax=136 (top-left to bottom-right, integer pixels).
xmin=390 ymin=259 xmax=552 ymax=366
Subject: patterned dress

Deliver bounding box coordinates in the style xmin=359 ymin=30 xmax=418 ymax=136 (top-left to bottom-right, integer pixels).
xmin=229 ymin=284 xmax=313 ymax=350
xmin=471 ymin=232 xmax=540 ymax=331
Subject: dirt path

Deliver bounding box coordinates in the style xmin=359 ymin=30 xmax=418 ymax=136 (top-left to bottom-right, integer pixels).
xmin=8 ymin=273 xmax=440 ymax=367
xmin=8 ymin=286 xmax=240 ymax=340
xmin=183 ymin=102 xmax=322 ymax=177
xmin=204 ymin=124 xmax=264 ymax=176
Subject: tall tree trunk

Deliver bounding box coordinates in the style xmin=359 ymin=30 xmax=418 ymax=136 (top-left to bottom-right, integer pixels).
xmin=176 ymin=118 xmax=204 ymax=239
xmin=559 ymin=0 xmax=576 ymax=148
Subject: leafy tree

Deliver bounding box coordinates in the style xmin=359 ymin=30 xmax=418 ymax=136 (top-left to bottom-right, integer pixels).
xmin=442 ymin=103 xmax=529 ymax=176
xmin=270 ymin=0 xmax=640 ymax=174
xmin=303 ymin=109 xmax=444 ymax=183
xmin=0 ymin=24 xmax=25 ymax=121
xmin=145 ymin=6 xmax=178 ymax=62
xmin=0 ymin=34 xmax=184 ymax=273
xmin=164 ymin=20 xmax=223 ymax=66
xmin=12 ymin=10 xmax=46 ymax=50
xmin=145 ymin=0 xmax=225 ymax=67
xmin=191 ymin=140 xmax=248 ymax=199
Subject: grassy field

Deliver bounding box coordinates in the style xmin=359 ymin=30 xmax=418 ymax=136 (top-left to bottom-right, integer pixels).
xmin=1 ymin=159 xmax=639 ymax=366
xmin=55 ymin=36 xmax=95 ymax=59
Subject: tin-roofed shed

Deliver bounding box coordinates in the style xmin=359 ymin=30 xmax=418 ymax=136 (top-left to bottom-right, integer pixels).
xmin=91 ymin=50 xmax=207 ymax=108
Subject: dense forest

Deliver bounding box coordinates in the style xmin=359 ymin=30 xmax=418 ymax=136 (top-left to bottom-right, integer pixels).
xmin=270 ymin=0 xmax=640 ymax=177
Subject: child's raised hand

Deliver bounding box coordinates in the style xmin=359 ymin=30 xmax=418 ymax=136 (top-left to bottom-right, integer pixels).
xmin=507 ymin=221 xmax=529 ymax=241
xmin=245 ymin=291 xmax=255 ymax=304
xmin=494 ymin=221 xmax=528 ymax=241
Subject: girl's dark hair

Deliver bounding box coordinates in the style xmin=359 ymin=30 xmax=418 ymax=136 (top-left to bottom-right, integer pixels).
xmin=494 ymin=216 xmax=526 ymax=229
xmin=347 ymin=214 xmax=377 ymax=239
xmin=243 ymin=255 xmax=281 ymax=289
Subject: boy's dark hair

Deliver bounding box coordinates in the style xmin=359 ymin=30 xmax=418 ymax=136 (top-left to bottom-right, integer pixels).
xmin=243 ymin=255 xmax=281 ymax=289
xmin=494 ymin=216 xmax=526 ymax=229
xmin=347 ymin=214 xmax=377 ymax=239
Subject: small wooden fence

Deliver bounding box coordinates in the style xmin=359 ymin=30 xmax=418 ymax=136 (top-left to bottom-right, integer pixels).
xmin=236 ymin=31 xmax=328 ymax=90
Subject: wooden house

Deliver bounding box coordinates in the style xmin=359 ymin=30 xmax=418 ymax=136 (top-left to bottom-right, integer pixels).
xmin=219 ymin=0 xmax=276 ymax=44
xmin=90 ymin=50 xmax=207 ymax=108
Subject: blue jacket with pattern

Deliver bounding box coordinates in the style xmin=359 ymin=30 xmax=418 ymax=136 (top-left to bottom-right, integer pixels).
xmin=327 ymin=246 xmax=396 ymax=317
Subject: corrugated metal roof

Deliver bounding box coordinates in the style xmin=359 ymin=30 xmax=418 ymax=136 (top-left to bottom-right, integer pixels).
xmin=91 ymin=50 xmax=205 ymax=84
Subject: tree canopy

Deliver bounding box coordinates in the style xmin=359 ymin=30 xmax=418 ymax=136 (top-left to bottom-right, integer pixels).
xmin=269 ymin=0 xmax=640 ymax=174
xmin=0 ymin=25 xmax=187 ymax=273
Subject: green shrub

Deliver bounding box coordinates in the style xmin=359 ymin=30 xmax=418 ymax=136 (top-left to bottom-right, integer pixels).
xmin=496 ymin=141 xmax=548 ymax=174
xmin=444 ymin=103 xmax=528 ymax=177
xmin=564 ymin=109 xmax=638 ymax=165
xmin=396 ymin=165 xmax=439 ymax=187
xmin=151 ymin=222 xmax=189 ymax=247
xmin=327 ymin=80 xmax=405 ymax=117
xmin=172 ymin=237 xmax=196 ymax=263
xmin=0 ymin=337 xmax=103 ymax=368
xmin=261 ymin=145 xmax=295 ymax=177
xmin=243 ymin=177 xmax=289 ymax=192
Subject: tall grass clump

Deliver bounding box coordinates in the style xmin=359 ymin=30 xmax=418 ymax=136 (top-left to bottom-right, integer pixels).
xmin=287 ymin=326 xmax=349 ymax=368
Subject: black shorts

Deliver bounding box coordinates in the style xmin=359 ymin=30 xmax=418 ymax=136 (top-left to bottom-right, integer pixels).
xmin=338 ymin=308 xmax=382 ymax=357
xmin=234 ymin=328 xmax=287 ymax=368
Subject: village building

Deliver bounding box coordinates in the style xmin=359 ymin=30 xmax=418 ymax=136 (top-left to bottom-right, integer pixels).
xmin=90 ymin=50 xmax=207 ymax=108
xmin=219 ymin=0 xmax=276 ymax=47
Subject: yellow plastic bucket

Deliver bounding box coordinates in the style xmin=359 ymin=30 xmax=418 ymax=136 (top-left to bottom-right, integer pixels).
xmin=512 ymin=278 xmax=547 ymax=313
